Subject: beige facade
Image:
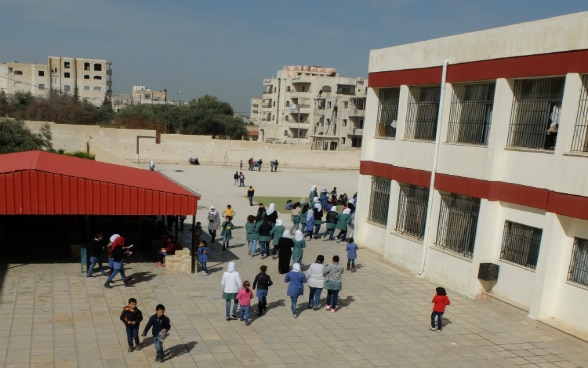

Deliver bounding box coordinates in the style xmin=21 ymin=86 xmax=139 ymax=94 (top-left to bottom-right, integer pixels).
xmin=250 ymin=66 xmax=366 ymax=150
xmin=0 ymin=56 xmax=112 ymax=106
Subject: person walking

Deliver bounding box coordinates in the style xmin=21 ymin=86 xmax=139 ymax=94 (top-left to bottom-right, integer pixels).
xmin=220 ymin=216 xmax=234 ymax=251
xmin=265 ymin=203 xmax=278 ymax=224
xmin=246 ymin=215 xmax=259 ymax=257
xmin=222 ymin=204 xmax=236 ymax=220
xmin=292 ymin=230 xmax=306 ymax=265
xmin=247 ymin=186 xmax=255 ymax=206
xmin=304 ymin=204 xmax=315 ymax=240
xmin=290 ymin=202 xmax=302 ymax=233
xmin=276 ymin=229 xmax=294 ymax=274
xmin=221 ymin=261 xmax=242 ymax=321
xmin=270 ymin=219 xmax=285 ymax=257
xmin=257 ymin=218 xmax=272 ymax=258
xmin=309 ymin=185 xmax=318 ymax=203
xmin=236 ymin=281 xmax=254 ymax=326
xmin=312 ymin=200 xmax=323 ymax=240
xmin=345 ymin=237 xmax=359 ymax=271
xmin=252 ymin=265 xmax=273 ymax=316
xmin=141 ymin=304 xmax=171 ymax=363
xmin=306 ymin=255 xmax=325 ymax=310
xmin=197 ymin=240 xmax=210 ymax=276
xmin=207 ymin=206 xmax=221 ymax=243
xmin=285 ymin=263 xmax=307 ymax=318
xmin=336 ymin=207 xmax=352 ymax=242
xmin=239 ymin=172 xmax=245 ymax=187
xmin=233 ymin=171 xmax=239 ymax=186
xmin=431 ymin=287 xmax=451 ymax=332
xmin=87 ymin=232 xmax=106 ymax=277
xmin=120 ymin=298 xmax=143 ymax=352
xmin=323 ymin=255 xmax=344 ymax=312
xmin=104 ymin=236 xmax=132 ymax=288
xmin=323 ymin=206 xmax=338 ymax=241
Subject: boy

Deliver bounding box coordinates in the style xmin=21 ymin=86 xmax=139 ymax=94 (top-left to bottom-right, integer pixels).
xmin=345 ymin=237 xmax=359 ymax=271
xmin=120 ymin=298 xmax=143 ymax=352
xmin=197 ymin=240 xmax=210 ymax=275
xmin=142 ymin=304 xmax=172 ymax=363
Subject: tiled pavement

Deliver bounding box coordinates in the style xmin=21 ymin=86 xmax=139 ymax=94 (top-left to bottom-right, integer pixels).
xmin=1 ymin=165 xmax=587 ymax=368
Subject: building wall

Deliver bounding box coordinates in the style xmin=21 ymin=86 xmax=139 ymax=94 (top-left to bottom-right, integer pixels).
xmin=358 ymin=11 xmax=588 ymax=338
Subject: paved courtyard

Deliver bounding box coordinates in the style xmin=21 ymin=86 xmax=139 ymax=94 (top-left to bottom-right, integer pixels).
xmin=1 ymin=164 xmax=587 ymax=367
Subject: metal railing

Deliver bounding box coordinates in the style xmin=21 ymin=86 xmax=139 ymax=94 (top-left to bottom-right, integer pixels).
xmin=447 ymin=81 xmax=495 ymax=145
xmin=500 ymin=221 xmax=542 ymax=269
xmin=570 ymin=75 xmax=588 ymax=153
xmin=568 ymin=237 xmax=588 ymax=286
xmin=435 ymin=193 xmax=480 ymax=257
xmin=405 ymin=85 xmax=441 ymax=141
xmin=375 ymin=88 xmax=400 ymax=138
xmin=395 ymin=184 xmax=429 ymax=239
xmin=367 ymin=177 xmax=390 ymax=225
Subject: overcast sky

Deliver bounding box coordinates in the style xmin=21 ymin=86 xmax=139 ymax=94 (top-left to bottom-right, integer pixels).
xmin=1 ymin=1 xmax=586 ymax=115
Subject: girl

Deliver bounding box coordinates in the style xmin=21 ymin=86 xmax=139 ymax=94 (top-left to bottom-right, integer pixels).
xmin=285 ymin=263 xmax=307 ymax=318
xmin=252 ymin=265 xmax=273 ymax=316
xmin=270 ymin=219 xmax=285 ymax=258
xmin=306 ymin=255 xmax=325 ymax=310
xmin=245 ymin=215 xmax=259 ymax=257
xmin=335 ymin=208 xmax=352 ymax=242
xmin=236 ymin=281 xmax=254 ymax=326
xmin=345 ymin=237 xmax=358 ymax=271
xmin=220 ymin=216 xmax=234 ymax=251
xmin=265 ymin=203 xmax=278 ymax=224
xmin=221 ymin=262 xmax=242 ymax=320
xmin=290 ymin=202 xmax=302 ymax=233
xmin=292 ymin=230 xmax=306 ymax=265
xmin=197 ymin=240 xmax=209 ymax=276
xmin=276 ymin=230 xmax=294 ymax=274
xmin=431 ymin=287 xmax=451 ymax=332
xmin=257 ymin=218 xmax=272 ymax=258
xmin=323 ymin=255 xmax=344 ymax=312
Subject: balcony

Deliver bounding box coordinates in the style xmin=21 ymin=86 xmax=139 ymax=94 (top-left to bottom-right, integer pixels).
xmin=291 ymin=75 xmax=313 ymax=84
xmin=288 ymin=121 xmax=310 ymax=130
xmin=349 ymin=128 xmax=363 ymax=136
xmin=348 ymin=108 xmax=365 ymax=117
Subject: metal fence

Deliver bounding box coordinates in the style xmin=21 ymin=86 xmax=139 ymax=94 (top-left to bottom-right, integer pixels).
xmin=435 ymin=193 xmax=480 ymax=257
xmin=507 ymin=77 xmax=564 ymax=150
xmin=367 ymin=176 xmax=390 ymax=226
xmin=447 ymin=81 xmax=495 ymax=145
xmin=568 ymin=237 xmax=588 ymax=286
xmin=405 ymin=85 xmax=441 ymax=141
xmin=375 ymin=88 xmax=400 ymax=138
xmin=395 ymin=184 xmax=429 ymax=239
xmin=500 ymin=221 xmax=542 ymax=269
xmin=570 ymin=74 xmax=588 ymax=153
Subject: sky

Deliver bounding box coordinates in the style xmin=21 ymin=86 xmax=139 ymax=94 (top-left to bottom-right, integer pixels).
xmin=1 ymin=0 xmax=587 ymax=116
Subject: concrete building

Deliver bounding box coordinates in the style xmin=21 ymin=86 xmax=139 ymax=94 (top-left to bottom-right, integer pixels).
xmin=250 ymin=66 xmax=367 ymax=150
xmin=356 ymin=12 xmax=588 ymax=337
xmin=0 ymin=56 xmax=112 ymax=106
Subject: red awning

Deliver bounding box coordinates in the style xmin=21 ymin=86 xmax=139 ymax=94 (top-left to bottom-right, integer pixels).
xmin=0 ymin=150 xmax=200 ymax=215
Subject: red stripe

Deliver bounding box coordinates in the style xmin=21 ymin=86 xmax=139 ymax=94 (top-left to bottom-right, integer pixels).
xmin=369 ymin=49 xmax=588 ymax=87
xmin=361 ymin=161 xmax=588 ymax=221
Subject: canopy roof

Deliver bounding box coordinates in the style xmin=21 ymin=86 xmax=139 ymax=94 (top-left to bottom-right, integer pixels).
xmin=0 ymin=150 xmax=200 ymax=215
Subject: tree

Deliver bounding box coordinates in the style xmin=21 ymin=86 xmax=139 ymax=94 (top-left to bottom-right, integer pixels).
xmin=0 ymin=118 xmax=52 ymax=154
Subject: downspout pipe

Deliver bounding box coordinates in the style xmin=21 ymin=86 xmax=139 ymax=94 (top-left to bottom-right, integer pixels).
xmin=418 ymin=59 xmax=449 ymax=276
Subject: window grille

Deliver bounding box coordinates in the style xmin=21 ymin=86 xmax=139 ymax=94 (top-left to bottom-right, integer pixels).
xmin=507 ymin=77 xmax=565 ymax=150
xmin=570 ymin=75 xmax=588 ymax=152
xmin=447 ymin=81 xmax=495 ymax=145
xmin=568 ymin=237 xmax=588 ymax=286
xmin=396 ymin=184 xmax=429 ymax=239
xmin=435 ymin=193 xmax=480 ymax=257
xmin=375 ymin=88 xmax=400 ymax=138
xmin=500 ymin=221 xmax=542 ymax=269
xmin=405 ymin=85 xmax=441 ymax=141
xmin=367 ymin=176 xmax=390 ymax=225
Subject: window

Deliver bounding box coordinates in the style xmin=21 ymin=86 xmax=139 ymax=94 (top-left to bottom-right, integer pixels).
xmin=405 ymin=85 xmax=441 ymax=141
xmin=93 ymin=63 xmax=102 ymax=71
xmin=144 ymin=94 xmax=151 ymax=99
xmin=435 ymin=193 xmax=480 ymax=257
xmin=507 ymin=77 xmax=564 ymax=150
xmin=396 ymin=184 xmax=429 ymax=239
xmin=38 ymin=84 xmax=45 ymax=90
xmin=83 ymin=86 xmax=90 ymax=91
xmin=64 ymin=85 xmax=71 ymax=92
xmin=64 ymin=61 xmax=70 ymax=68
xmin=376 ymin=88 xmax=400 ymax=138
xmin=368 ymin=177 xmax=390 ymax=226
xmin=570 ymin=74 xmax=588 ymax=152
xmin=447 ymin=81 xmax=495 ymax=145
xmin=14 ymin=70 xmax=23 ymax=75
xmin=343 ymin=119 xmax=347 ymax=127
xmin=344 ymin=101 xmax=349 ymax=108
xmin=327 ymin=101 xmax=332 ymax=109
xmin=93 ymin=76 xmax=102 ymax=80
xmin=93 ymin=86 xmax=101 ymax=91
xmin=500 ymin=221 xmax=542 ymax=269
xmin=287 ymin=86 xmax=291 ymax=92
xmin=84 ymin=62 xmax=90 ymax=70
xmin=568 ymin=237 xmax=588 ymax=286
xmin=84 ymin=75 xmax=90 ymax=79
xmin=64 ymin=72 xmax=70 ymax=78
xmin=38 ymin=71 xmax=44 ymax=77
xmin=337 ymin=84 xmax=355 ymax=95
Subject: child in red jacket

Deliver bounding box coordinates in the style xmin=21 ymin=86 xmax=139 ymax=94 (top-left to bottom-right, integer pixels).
xmin=431 ymin=287 xmax=450 ymax=332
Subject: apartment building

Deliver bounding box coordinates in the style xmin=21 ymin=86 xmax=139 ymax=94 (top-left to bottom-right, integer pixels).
xmin=356 ymin=12 xmax=588 ymax=337
xmin=0 ymin=56 xmax=112 ymax=106
xmin=250 ymin=66 xmax=367 ymax=150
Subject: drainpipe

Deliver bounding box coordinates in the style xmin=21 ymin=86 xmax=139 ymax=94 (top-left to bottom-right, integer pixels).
xmin=418 ymin=59 xmax=449 ymax=276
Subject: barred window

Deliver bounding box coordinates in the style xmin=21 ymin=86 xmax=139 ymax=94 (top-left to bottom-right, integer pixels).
xmin=367 ymin=176 xmax=390 ymax=225
xmin=570 ymin=75 xmax=588 ymax=153
xmin=395 ymin=184 xmax=429 ymax=239
xmin=500 ymin=221 xmax=542 ymax=269
xmin=447 ymin=81 xmax=495 ymax=145
xmin=435 ymin=193 xmax=480 ymax=257
xmin=568 ymin=237 xmax=588 ymax=286
xmin=405 ymin=85 xmax=441 ymax=141
xmin=375 ymin=88 xmax=400 ymax=138
xmin=507 ymin=77 xmax=565 ymax=150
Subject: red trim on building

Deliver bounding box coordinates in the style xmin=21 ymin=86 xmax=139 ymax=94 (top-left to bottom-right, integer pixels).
xmin=368 ymin=49 xmax=588 ymax=87
xmin=361 ymin=160 xmax=588 ymax=221
xmin=0 ymin=150 xmax=200 ymax=215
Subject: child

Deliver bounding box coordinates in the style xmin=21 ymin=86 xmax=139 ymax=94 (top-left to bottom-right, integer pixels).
xmin=197 ymin=240 xmax=209 ymax=276
xmin=220 ymin=216 xmax=234 ymax=251
xmin=345 ymin=237 xmax=359 ymax=271
xmin=142 ymin=304 xmax=172 ymax=363
xmin=191 ymin=221 xmax=202 ymax=245
xmin=431 ymin=287 xmax=451 ymax=332
xmin=252 ymin=265 xmax=273 ymax=315
xmin=120 ymin=298 xmax=143 ymax=352
xmin=236 ymin=281 xmax=254 ymax=326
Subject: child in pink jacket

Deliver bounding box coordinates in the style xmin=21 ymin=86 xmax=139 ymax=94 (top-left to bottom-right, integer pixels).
xmin=236 ymin=281 xmax=254 ymax=326
xmin=431 ymin=287 xmax=451 ymax=332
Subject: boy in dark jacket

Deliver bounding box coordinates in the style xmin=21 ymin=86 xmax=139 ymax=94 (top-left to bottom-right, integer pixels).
xmin=142 ymin=304 xmax=172 ymax=362
xmin=120 ymin=298 xmax=143 ymax=352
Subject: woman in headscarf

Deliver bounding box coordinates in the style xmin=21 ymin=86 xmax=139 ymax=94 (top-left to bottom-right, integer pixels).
xmin=276 ymin=229 xmax=294 ymax=274
xmin=265 ymin=203 xmax=278 ymax=224
xmin=323 ymin=206 xmax=338 ymax=241
xmin=292 ymin=230 xmax=306 ymax=265
xmin=257 ymin=217 xmax=272 ymax=258
xmin=270 ymin=219 xmax=285 ymax=258
xmin=221 ymin=261 xmax=242 ymax=320
xmin=285 ymin=263 xmax=307 ymax=318
xmin=245 ymin=215 xmax=259 ymax=257
xmin=207 ymin=206 xmax=221 ymax=243
xmin=335 ymin=207 xmax=352 ymax=243
xmin=323 ymin=255 xmax=344 ymax=313
xmin=306 ymin=255 xmax=325 ymax=310
xmin=312 ymin=198 xmax=323 ymax=239
xmin=308 ymin=185 xmax=317 ymax=203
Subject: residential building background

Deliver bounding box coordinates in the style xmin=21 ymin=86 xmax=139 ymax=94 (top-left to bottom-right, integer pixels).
xmin=250 ymin=65 xmax=367 ymax=150
xmin=0 ymin=56 xmax=112 ymax=106
xmin=356 ymin=11 xmax=588 ymax=338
